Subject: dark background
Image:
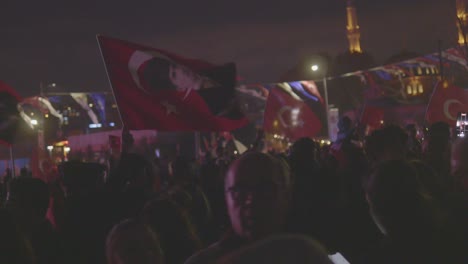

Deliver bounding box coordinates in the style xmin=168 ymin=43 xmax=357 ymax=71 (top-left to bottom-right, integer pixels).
xmin=1 ymin=0 xmax=457 ymax=97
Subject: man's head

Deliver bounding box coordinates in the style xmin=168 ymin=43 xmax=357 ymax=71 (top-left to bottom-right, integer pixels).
xmin=143 ymin=57 xmax=202 ymax=94
xmin=106 ymin=219 xmax=163 ymax=264
xmin=427 ymin=121 xmax=451 ymax=152
xmin=365 ymin=125 xmax=408 ymax=164
xmin=225 ymin=152 xmax=291 ymax=240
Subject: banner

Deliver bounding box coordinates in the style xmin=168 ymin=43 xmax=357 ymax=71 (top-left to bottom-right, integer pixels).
xmin=71 ymin=93 xmax=99 ymax=124
xmin=97 ymin=35 xmax=249 ymax=131
xmin=20 ymin=96 xmax=64 ymax=124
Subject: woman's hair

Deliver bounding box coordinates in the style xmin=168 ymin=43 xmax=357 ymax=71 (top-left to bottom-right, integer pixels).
xmin=106 ymin=218 xmax=163 ymax=264
xmin=366 ymin=159 xmax=435 ymax=236
xmin=141 ymin=197 xmax=202 ymax=264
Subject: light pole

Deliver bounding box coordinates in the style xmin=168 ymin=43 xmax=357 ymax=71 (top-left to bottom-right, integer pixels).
xmin=311 ymin=64 xmax=330 ymax=139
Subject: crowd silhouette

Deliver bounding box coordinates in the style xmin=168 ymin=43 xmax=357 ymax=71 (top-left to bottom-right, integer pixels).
xmin=1 ymin=119 xmax=467 ymax=263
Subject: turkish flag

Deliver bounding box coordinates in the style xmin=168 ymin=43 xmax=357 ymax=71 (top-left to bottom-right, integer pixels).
xmin=426 ymin=81 xmax=468 ymax=126
xmin=0 ymin=81 xmax=22 ymax=146
xmin=360 ymin=105 xmax=385 ymax=128
xmin=263 ymin=82 xmax=323 ymax=140
xmin=97 ymin=36 xmax=249 ymax=131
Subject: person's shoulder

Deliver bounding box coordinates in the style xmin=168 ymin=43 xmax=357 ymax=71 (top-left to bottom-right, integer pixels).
xmin=184 ymin=241 xmax=224 ymax=264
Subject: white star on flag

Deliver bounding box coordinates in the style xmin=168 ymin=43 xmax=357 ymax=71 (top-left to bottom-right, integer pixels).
xmin=161 ymin=101 xmax=177 ymax=115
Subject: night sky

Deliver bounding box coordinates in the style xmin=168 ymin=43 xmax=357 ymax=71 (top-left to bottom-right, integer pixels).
xmin=1 ymin=0 xmax=457 ymax=96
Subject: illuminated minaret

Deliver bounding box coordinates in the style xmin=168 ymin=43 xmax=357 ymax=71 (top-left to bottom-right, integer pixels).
xmin=456 ymin=0 xmax=468 ymax=45
xmin=346 ymin=0 xmax=362 ymax=53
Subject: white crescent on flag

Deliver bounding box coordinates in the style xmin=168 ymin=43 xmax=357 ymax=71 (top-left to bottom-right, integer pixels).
xmin=443 ymin=99 xmax=464 ymax=121
xmin=128 ymin=50 xmax=170 ymax=93
xmin=278 ymin=106 xmax=303 ymax=128
xmin=128 ymin=50 xmax=195 ymax=99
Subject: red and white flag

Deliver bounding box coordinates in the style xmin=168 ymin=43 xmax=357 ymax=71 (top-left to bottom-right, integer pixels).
xmin=97 ymin=36 xmax=249 ymax=131
xmin=426 ymin=81 xmax=468 ymax=126
xmin=263 ymin=82 xmax=323 ymax=140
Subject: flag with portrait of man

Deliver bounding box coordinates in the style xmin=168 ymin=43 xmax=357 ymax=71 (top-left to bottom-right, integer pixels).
xmin=97 ymin=36 xmax=249 ymax=131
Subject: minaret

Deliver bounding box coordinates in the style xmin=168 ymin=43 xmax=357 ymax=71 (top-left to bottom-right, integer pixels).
xmin=346 ymin=0 xmax=362 ymax=53
xmin=456 ymin=0 xmax=468 ymax=45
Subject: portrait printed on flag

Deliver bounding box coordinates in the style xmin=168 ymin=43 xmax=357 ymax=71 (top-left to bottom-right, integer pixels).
xmin=131 ymin=50 xmax=243 ymax=119
xmin=98 ymin=36 xmax=248 ymax=131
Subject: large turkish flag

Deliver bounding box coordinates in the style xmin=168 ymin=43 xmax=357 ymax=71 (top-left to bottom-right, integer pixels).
xmin=97 ymin=36 xmax=248 ymax=131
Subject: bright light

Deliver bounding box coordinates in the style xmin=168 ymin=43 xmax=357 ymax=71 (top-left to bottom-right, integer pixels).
xmin=89 ymin=103 xmax=93 ymax=107
xmin=311 ymin=65 xmax=319 ymax=72
xmin=380 ymin=120 xmax=384 ymax=124
xmin=320 ymin=140 xmax=325 ymax=144
xmin=109 ymin=122 xmax=115 ymax=127
xmin=89 ymin=123 xmax=102 ymax=128
xmin=45 ymin=114 xmax=49 ymax=118
xmin=51 ymin=83 xmax=56 ymax=87
xmin=47 ymin=146 xmax=53 ymax=151
xmin=30 ymin=119 xmax=38 ymax=125
xmin=234 ymin=150 xmax=238 ymax=155
xmin=64 ymin=147 xmax=71 ymax=152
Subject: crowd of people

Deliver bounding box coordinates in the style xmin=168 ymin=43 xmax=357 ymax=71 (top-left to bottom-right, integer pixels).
xmin=0 ymin=118 xmax=467 ymax=264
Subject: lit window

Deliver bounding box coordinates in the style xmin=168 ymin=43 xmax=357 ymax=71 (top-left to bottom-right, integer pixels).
xmin=418 ymin=85 xmax=423 ymax=94
xmin=426 ymin=68 xmax=430 ymax=75
xmin=417 ymin=67 xmax=422 ymax=75
xmin=407 ymin=86 xmax=412 ymax=95
xmin=413 ymin=86 xmax=418 ymax=95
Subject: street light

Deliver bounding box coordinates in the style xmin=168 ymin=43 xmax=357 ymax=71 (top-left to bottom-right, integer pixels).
xmin=310 ymin=63 xmax=330 ymax=139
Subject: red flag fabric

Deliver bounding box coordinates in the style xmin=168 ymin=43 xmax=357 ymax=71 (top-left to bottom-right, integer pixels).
xmin=426 ymin=81 xmax=468 ymax=126
xmin=0 ymin=81 xmax=22 ymax=146
xmin=360 ymin=105 xmax=385 ymax=128
xmin=263 ymin=82 xmax=323 ymax=140
xmin=97 ymin=36 xmax=248 ymax=131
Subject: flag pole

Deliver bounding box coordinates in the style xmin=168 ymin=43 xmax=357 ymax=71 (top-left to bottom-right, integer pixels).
xmin=195 ymin=132 xmax=201 ymax=161
xmin=96 ymin=35 xmax=125 ymax=128
xmin=437 ymin=40 xmax=444 ymax=81
xmin=9 ymin=145 xmax=15 ymax=177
